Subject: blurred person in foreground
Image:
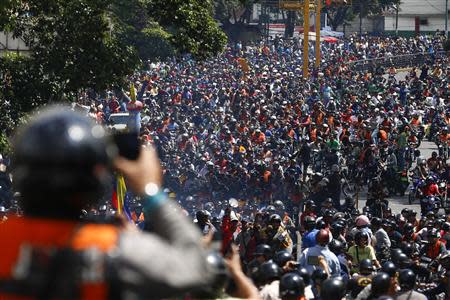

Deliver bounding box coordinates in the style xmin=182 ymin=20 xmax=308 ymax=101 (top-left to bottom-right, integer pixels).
xmin=0 ymin=107 xmax=215 ymax=299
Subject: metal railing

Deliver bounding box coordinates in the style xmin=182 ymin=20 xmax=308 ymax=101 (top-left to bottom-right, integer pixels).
xmin=343 ymin=51 xmax=448 ymax=72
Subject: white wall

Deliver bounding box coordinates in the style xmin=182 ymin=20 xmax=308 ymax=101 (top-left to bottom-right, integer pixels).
xmin=396 ymin=0 xmax=446 ymax=16
xmin=0 ymin=32 xmax=29 ymax=53
xmin=385 ymin=15 xmax=447 ymax=32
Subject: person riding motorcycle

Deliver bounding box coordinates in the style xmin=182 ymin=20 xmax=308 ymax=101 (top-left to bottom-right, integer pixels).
xmin=418 ymin=228 xmax=446 ymax=260
xmin=420 ymin=176 xmax=441 ymax=215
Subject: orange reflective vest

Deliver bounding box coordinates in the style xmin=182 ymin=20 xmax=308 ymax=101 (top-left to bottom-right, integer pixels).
xmin=0 ymin=217 xmax=120 ymax=300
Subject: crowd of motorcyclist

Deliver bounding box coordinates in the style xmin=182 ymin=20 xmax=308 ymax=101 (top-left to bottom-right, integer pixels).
xmin=0 ymin=32 xmax=449 ymax=299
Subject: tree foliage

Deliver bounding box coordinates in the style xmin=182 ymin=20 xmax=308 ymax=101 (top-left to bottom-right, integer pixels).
xmin=149 ymin=0 xmax=227 ymax=59
xmin=325 ymin=0 xmax=398 ymax=31
xmin=0 ymin=0 xmax=227 ymax=134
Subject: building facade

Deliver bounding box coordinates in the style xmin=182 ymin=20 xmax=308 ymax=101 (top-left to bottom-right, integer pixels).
xmin=384 ymin=0 xmax=449 ymax=36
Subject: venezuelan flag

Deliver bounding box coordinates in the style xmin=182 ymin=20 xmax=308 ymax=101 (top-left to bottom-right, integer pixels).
xmin=111 ymin=174 xmax=133 ymax=222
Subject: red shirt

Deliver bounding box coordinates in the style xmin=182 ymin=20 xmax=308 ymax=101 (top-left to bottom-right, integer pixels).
xmin=422 ymin=183 xmax=439 ymax=196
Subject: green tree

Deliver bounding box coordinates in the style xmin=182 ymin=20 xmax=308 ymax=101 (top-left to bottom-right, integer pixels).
xmin=325 ymin=0 xmax=397 ymax=31
xmin=149 ymin=0 xmax=227 ymax=59
xmin=110 ymin=0 xmax=175 ymax=61
xmin=0 ymin=0 xmax=227 ymax=134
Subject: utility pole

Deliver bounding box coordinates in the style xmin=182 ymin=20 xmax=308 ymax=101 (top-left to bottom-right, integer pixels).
xmin=315 ymin=0 xmax=321 ymax=67
xmin=303 ymin=0 xmax=310 ymax=78
xmin=395 ymin=2 xmax=399 ymax=36
xmin=446 ymin=0 xmax=448 ymax=38
xmin=359 ymin=0 xmax=363 ymax=37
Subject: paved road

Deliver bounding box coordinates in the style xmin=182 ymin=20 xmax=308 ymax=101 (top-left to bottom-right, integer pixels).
xmin=356 ymin=141 xmax=438 ymax=214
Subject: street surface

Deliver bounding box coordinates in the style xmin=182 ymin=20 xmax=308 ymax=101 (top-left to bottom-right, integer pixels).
xmin=355 ymin=70 xmax=435 ymax=214
xmin=356 ymin=140 xmax=437 ymax=214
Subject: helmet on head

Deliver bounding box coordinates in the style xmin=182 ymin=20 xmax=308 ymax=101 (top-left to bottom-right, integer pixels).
xmin=403 ymin=223 xmax=415 ymax=234
xmin=381 ymin=261 xmax=397 ymax=277
xmin=304 ymin=216 xmax=316 ymax=231
xmin=12 ymin=107 xmax=114 ymax=218
xmin=196 ymin=210 xmax=209 ymax=221
xmin=311 ymin=268 xmax=328 ymax=285
xmin=279 ymin=273 xmax=305 ymax=298
xmin=205 ymin=252 xmax=230 ymax=293
xmin=270 ymin=214 xmax=282 ymax=224
xmin=320 ymin=278 xmax=346 ymax=300
xmin=371 ymin=217 xmax=382 ymax=227
xmin=316 ymin=219 xmax=327 ymax=230
xmin=323 ymin=209 xmax=334 ymax=218
xmin=274 ymin=250 xmax=294 ymax=268
xmin=329 ymin=239 xmax=344 ymax=255
xmin=400 ymin=242 xmax=414 ymax=257
xmin=330 ymin=222 xmax=344 ymax=236
xmin=298 ymin=267 xmax=310 ymax=286
xmin=354 ymin=230 xmax=370 ymax=244
xmin=260 ymin=261 xmax=282 ymax=283
xmin=428 ymin=228 xmax=440 ymax=238
xmin=305 ymin=200 xmax=315 ymax=208
xmin=371 ymin=272 xmax=391 ymax=298
xmin=398 ymin=269 xmax=416 ymax=290
xmin=266 ymin=205 xmax=276 ymax=214
xmin=359 ymin=259 xmax=374 ymax=275
xmin=273 ymin=200 xmax=285 ymax=211
xmin=254 ymin=244 xmax=272 ymax=259
xmin=397 ymin=253 xmax=412 ymax=268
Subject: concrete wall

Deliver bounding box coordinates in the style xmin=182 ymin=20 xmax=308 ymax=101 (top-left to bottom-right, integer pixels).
xmin=385 ymin=15 xmax=447 ymax=33
xmin=0 ymin=32 xmax=29 ymax=55
xmin=384 ymin=0 xmax=449 ymax=34
xmin=336 ymin=16 xmax=385 ymax=35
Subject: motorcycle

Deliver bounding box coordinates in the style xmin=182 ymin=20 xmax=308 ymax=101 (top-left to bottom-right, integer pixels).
xmin=408 ymin=177 xmax=425 ymax=204
xmin=420 ymin=195 xmax=440 ymax=216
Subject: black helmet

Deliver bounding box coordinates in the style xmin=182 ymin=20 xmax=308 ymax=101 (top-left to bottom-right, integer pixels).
xmin=371 ymin=272 xmax=391 ymax=298
xmin=323 ymin=209 xmax=334 ymax=218
xmin=391 ymin=248 xmax=403 ymax=263
xmin=428 ymin=228 xmax=440 ymax=238
xmin=205 ymin=252 xmax=230 ymax=293
xmin=305 ymin=200 xmax=315 ymax=208
xmin=311 ymin=268 xmax=328 ymax=285
xmin=196 ymin=210 xmax=209 ymax=221
xmin=274 ymin=250 xmax=293 ymax=268
xmin=381 ymin=261 xmax=397 ymax=277
xmin=331 ymin=222 xmax=344 ymax=235
xmin=297 ymin=267 xmax=310 ymax=285
xmin=320 ymin=277 xmax=346 ymax=300
xmin=400 ymin=242 xmax=414 ymax=257
xmin=316 ymin=219 xmax=327 ymax=230
xmin=279 ymin=273 xmax=305 ymax=298
xmin=371 ymin=217 xmax=382 ymax=227
xmin=398 ymin=269 xmax=416 ymax=290
xmin=304 ymin=216 xmax=316 ymax=230
xmin=12 ymin=107 xmax=114 ymax=218
xmin=359 ymin=258 xmax=374 ymax=275
xmin=397 ymin=253 xmax=412 ymax=269
xmin=274 ymin=200 xmax=285 ymax=211
xmin=270 ymin=214 xmax=282 ymax=223
xmin=254 ymin=244 xmax=272 ymax=259
xmin=329 ymin=239 xmax=344 ymax=255
xmin=355 ymin=230 xmax=370 ymax=244
xmin=403 ymin=223 xmax=415 ymax=234
xmin=266 ymin=205 xmax=276 ymax=214
xmin=260 ymin=261 xmax=282 ymax=283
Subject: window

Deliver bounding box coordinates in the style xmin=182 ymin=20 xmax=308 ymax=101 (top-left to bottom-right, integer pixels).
xmin=420 ymin=18 xmax=428 ymax=26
